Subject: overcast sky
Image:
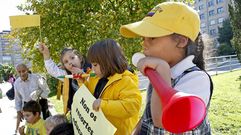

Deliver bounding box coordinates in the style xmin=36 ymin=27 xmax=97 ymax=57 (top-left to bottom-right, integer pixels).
xmin=0 ymin=0 xmax=25 ymax=32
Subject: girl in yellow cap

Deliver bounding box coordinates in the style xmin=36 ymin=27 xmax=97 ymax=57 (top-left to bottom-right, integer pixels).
xmin=120 ymin=2 xmax=213 ymax=135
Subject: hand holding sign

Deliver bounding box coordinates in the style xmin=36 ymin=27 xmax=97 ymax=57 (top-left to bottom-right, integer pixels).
xmin=71 ymin=85 xmax=116 ymax=135
xmin=92 ymin=99 xmax=101 ymax=112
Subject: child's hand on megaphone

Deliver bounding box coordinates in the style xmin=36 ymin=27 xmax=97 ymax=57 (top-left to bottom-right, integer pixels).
xmin=132 ymin=52 xmax=170 ymax=76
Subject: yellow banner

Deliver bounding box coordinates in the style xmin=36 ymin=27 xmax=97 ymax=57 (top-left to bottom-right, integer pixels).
xmin=72 ymin=84 xmax=116 ymax=135
xmin=9 ymin=15 xmax=40 ymax=29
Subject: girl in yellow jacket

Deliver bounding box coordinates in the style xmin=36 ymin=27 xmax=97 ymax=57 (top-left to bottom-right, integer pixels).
xmin=85 ymin=39 xmax=142 ymax=135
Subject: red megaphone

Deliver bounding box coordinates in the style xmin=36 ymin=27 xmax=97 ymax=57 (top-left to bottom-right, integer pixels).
xmin=144 ymin=68 xmax=206 ymax=133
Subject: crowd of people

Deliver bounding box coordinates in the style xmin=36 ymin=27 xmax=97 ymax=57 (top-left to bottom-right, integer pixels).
xmin=2 ymin=2 xmax=214 ymax=135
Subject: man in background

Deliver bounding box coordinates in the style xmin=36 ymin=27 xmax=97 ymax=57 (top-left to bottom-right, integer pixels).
xmin=14 ymin=63 xmax=50 ymax=132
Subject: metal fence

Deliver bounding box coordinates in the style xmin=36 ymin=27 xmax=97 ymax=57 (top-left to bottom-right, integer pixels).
xmin=205 ymin=54 xmax=241 ymax=75
xmin=138 ymin=55 xmax=241 ymax=90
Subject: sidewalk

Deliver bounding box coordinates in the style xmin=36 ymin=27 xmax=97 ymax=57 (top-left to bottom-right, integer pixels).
xmin=0 ymin=82 xmax=57 ymax=135
xmin=0 ymin=82 xmax=19 ymax=135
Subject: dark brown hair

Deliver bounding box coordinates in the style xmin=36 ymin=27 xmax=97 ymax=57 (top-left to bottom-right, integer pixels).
xmin=171 ymin=33 xmax=205 ymax=70
xmin=49 ymin=123 xmax=74 ymax=135
xmin=23 ymin=100 xmax=41 ymax=115
xmin=87 ymin=39 xmax=128 ymax=78
xmin=187 ymin=33 xmax=205 ymax=70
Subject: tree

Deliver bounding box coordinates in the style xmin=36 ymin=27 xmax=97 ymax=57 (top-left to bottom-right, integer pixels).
xmin=217 ymin=19 xmax=233 ymax=45
xmin=229 ymin=0 xmax=241 ymax=62
xmin=217 ymin=19 xmax=235 ymax=55
xmin=10 ymin=0 xmax=193 ymax=72
xmin=203 ymin=33 xmax=217 ymax=58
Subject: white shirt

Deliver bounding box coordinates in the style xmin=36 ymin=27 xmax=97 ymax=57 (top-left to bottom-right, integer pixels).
xmin=44 ymin=59 xmax=66 ymax=81
xmin=14 ymin=73 xmax=50 ymax=111
xmin=171 ymin=55 xmax=211 ymax=106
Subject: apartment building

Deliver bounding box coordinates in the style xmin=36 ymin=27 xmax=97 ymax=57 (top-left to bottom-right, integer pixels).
xmin=0 ymin=30 xmax=23 ymax=66
xmin=194 ymin=0 xmax=231 ymax=43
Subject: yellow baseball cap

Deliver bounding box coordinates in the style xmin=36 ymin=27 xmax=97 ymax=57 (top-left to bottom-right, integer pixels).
xmin=120 ymin=2 xmax=200 ymax=41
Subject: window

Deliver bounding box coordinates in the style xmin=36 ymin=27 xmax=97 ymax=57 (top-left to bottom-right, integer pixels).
xmin=217 ymin=7 xmax=224 ymax=14
xmin=208 ymin=0 xmax=214 ymax=7
xmin=218 ymin=17 xmax=224 ymax=23
xmin=201 ymin=23 xmax=206 ymax=28
xmin=216 ymin=0 xmax=224 ymax=4
xmin=209 ymin=10 xmax=215 ymax=16
xmin=210 ymin=29 xmax=217 ymax=35
xmin=199 ymin=5 xmax=204 ymax=10
xmin=210 ymin=20 xmax=216 ymax=25
xmin=200 ymin=14 xmax=205 ymax=20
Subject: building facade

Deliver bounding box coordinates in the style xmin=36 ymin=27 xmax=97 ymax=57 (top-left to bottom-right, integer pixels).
xmin=0 ymin=30 xmax=24 ymax=66
xmin=194 ymin=0 xmax=231 ymax=43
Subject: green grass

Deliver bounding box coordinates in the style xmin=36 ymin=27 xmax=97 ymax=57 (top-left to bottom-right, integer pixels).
xmin=209 ymin=70 xmax=241 ymax=135
xmin=50 ymin=70 xmax=241 ymax=134
xmin=49 ymin=96 xmax=63 ymax=114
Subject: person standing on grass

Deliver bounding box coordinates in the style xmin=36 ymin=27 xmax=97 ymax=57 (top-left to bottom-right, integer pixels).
xmin=120 ymin=2 xmax=213 ymax=134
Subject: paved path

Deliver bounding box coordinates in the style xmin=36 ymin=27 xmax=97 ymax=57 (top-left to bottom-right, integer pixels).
xmin=0 ymin=82 xmax=23 ymax=135
xmin=0 ymin=82 xmax=56 ymax=135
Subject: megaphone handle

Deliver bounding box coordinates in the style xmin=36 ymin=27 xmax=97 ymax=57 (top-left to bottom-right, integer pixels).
xmin=144 ymin=67 xmax=176 ymax=105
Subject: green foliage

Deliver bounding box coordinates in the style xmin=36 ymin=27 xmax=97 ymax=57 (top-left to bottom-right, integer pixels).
xmin=229 ymin=1 xmax=241 ymax=62
xmin=217 ymin=19 xmax=234 ymax=56
xmin=0 ymin=64 xmax=16 ymax=82
xmin=217 ymin=43 xmax=235 ymax=56
xmin=10 ymin=0 xmax=193 ymax=72
xmin=46 ymin=74 xmax=58 ymax=97
xmin=217 ymin=19 xmax=233 ymax=44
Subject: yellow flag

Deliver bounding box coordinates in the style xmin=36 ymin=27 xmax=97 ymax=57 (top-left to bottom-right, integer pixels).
xmin=9 ymin=15 xmax=40 ymax=29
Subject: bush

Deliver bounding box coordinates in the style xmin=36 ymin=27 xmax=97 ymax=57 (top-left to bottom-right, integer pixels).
xmin=46 ymin=74 xmax=58 ymax=97
xmin=217 ymin=43 xmax=235 ymax=56
xmin=0 ymin=64 xmax=16 ymax=82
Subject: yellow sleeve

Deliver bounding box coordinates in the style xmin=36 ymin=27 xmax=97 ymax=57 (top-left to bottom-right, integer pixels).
xmin=100 ymin=77 xmax=142 ymax=119
xmin=84 ymin=77 xmax=99 ymax=95
xmin=63 ymin=78 xmax=69 ymax=114
xmin=40 ymin=122 xmax=47 ymax=135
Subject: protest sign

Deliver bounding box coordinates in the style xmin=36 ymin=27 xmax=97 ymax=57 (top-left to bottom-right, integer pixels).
xmin=72 ymin=84 xmax=116 ymax=135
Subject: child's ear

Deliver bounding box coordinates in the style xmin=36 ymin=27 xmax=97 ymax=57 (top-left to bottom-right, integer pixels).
xmin=177 ymin=36 xmax=189 ymax=48
xmin=35 ymin=112 xmax=40 ymax=117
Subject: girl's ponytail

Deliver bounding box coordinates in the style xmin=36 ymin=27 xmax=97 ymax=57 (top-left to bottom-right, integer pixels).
xmin=186 ymin=33 xmax=205 ymax=70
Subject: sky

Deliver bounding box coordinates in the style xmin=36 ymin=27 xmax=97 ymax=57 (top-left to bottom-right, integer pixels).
xmin=0 ymin=0 xmax=25 ymax=32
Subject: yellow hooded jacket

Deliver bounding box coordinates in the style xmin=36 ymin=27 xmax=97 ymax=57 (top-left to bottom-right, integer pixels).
xmin=86 ymin=70 xmax=142 ymax=135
